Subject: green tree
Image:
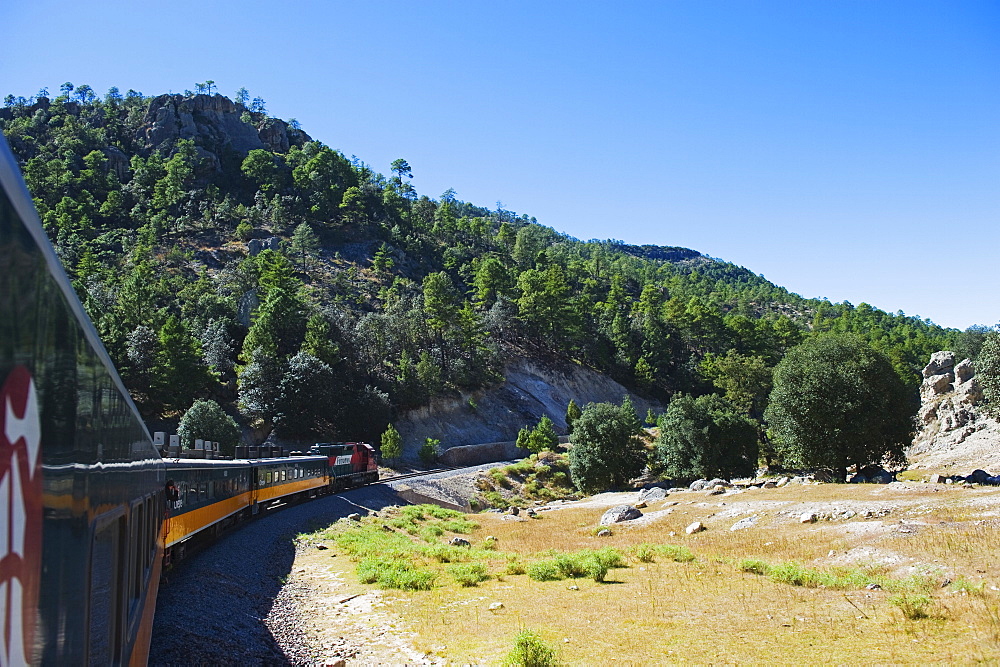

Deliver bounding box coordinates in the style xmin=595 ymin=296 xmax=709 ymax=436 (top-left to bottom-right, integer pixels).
xmin=977 ymin=331 xmax=1000 ymax=418
xmin=764 ymin=334 xmax=917 ymax=479
xmin=568 ymin=401 xmax=646 ymax=493
xmin=289 ymin=222 xmax=320 ymax=271
xmin=390 ymin=158 xmax=412 ymax=181
xmin=653 ymin=394 xmax=758 ymax=481
xmin=698 ymin=350 xmax=773 ymax=416
xmin=241 ymin=149 xmax=280 ymax=192
xmin=565 ymin=399 xmax=582 ymax=434
xmin=381 ymin=423 xmax=403 ymax=463
xmin=151 ymin=315 xmax=214 ymax=411
xmin=521 ymin=415 xmax=559 ymax=454
xmin=178 ymin=399 xmax=241 ymax=456
xmin=273 ymin=352 xmax=340 ymax=440
xmin=419 ymin=437 xmax=440 ymax=467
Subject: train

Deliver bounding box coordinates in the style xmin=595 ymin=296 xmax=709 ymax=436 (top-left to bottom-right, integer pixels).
xmin=162 ymin=442 xmax=378 ymax=564
xmin=0 ymin=133 xmax=379 ymax=664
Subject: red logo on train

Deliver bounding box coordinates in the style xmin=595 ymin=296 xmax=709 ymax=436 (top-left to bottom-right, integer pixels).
xmin=0 ymin=366 xmax=43 ymax=666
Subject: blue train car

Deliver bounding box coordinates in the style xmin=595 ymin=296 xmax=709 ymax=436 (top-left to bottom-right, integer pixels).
xmin=0 ymin=134 xmax=164 ymax=664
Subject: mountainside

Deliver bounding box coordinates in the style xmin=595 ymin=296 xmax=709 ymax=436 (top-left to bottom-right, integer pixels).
xmin=0 ymin=85 xmax=971 ymax=454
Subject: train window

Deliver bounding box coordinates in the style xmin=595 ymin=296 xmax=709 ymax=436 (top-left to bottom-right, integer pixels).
xmin=281 ymin=470 xmax=286 ymax=482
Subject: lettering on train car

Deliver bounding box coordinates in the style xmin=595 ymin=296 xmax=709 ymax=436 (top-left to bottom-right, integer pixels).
xmin=0 ymin=366 xmax=43 ymax=666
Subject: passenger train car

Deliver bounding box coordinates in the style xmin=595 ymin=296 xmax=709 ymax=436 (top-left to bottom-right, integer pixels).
xmin=0 ymin=134 xmax=164 ymax=664
xmin=0 ymin=132 xmax=382 ymax=665
xmin=162 ymin=443 xmax=378 ymax=563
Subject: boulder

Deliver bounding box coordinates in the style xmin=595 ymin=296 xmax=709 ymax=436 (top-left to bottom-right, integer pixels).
xmin=488 ymin=602 xmax=503 ymax=611
xmin=800 ymin=512 xmax=818 ymax=524
xmin=955 ymin=358 xmax=974 ymax=384
xmin=449 ymin=537 xmax=471 ymax=547
xmin=858 ymin=465 xmax=893 ymax=484
xmin=637 ymin=487 xmax=668 ymax=503
xmin=730 ymin=516 xmax=758 ymax=531
xmin=347 ymin=513 xmax=361 ymax=521
xmin=929 ymin=473 xmax=944 ymax=484
xmin=706 ymin=478 xmax=732 ymax=488
xmin=923 ymin=372 xmax=954 ymax=396
xmin=775 ymin=476 xmax=790 ymax=487
xmin=596 ymin=529 xmax=612 ymax=538
xmin=923 ymin=351 xmax=956 ymax=378
xmin=762 ymin=481 xmax=777 ymax=489
xmin=848 ymin=474 xmax=867 ymax=484
xmin=600 ymin=505 xmax=642 ymax=525
xmin=508 ymin=506 xmax=520 ymax=516
xmin=689 ymin=479 xmax=709 ymax=491
xmin=685 ymin=521 xmax=706 ymax=535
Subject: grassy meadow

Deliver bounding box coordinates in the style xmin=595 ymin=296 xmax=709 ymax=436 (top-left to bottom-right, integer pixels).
xmin=297 ymin=481 xmax=1000 ymax=665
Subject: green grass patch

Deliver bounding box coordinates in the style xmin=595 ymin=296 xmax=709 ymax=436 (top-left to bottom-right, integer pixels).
xmin=527 ymin=548 xmax=626 ymax=583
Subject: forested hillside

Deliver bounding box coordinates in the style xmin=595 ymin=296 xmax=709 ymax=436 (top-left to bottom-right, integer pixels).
xmin=0 ymin=84 xmax=974 ymax=449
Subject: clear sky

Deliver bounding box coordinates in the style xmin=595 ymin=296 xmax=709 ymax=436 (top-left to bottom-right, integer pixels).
xmin=4 ymin=1 xmax=998 ymax=329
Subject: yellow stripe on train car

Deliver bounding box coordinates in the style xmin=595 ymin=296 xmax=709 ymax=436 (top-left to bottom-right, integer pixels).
xmin=254 ymin=476 xmax=328 ymax=503
xmin=165 ymin=492 xmax=251 ymax=546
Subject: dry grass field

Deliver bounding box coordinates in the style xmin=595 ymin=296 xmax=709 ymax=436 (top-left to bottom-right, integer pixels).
xmin=291 ymin=480 xmax=1000 ymax=665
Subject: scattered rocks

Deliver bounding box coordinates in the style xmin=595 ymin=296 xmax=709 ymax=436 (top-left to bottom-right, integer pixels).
xmin=600 ymin=505 xmax=643 ymax=525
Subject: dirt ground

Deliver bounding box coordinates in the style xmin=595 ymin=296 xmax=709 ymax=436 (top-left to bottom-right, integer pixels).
xmin=284 ymin=479 xmax=1000 ymax=665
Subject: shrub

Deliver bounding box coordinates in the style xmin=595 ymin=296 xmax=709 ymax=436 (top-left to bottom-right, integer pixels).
xmin=419 ymin=438 xmax=440 ymax=466
xmin=631 ymin=543 xmax=657 ymax=563
xmin=739 ymin=559 xmax=769 ymax=575
xmin=657 ymin=545 xmax=696 ymax=563
xmin=356 ymin=556 xmax=437 ymax=590
xmin=448 ymin=562 xmax=490 ymax=587
xmin=527 ymin=560 xmax=563 ymax=581
xmin=889 ymin=593 xmax=933 ymax=620
xmin=503 ymin=629 xmax=559 ymax=667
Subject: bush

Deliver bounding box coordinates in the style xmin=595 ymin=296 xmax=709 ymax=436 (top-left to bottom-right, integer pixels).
xmin=503 ymin=629 xmax=559 ymax=667
xmin=526 ymin=560 xmax=563 ymax=581
xmin=889 ymin=593 xmax=933 ymax=620
xmin=448 ymin=562 xmax=490 ymax=587
xmin=356 ymin=556 xmax=437 ymax=590
xmin=419 ymin=437 xmax=440 ymax=466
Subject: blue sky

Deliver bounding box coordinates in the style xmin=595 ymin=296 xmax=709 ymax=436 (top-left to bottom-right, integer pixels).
xmin=4 ymin=1 xmax=998 ymax=329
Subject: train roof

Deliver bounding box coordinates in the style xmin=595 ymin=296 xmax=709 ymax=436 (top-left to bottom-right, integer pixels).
xmin=162 ymin=455 xmax=328 ymax=470
xmin=0 ymin=134 xmax=152 ymax=446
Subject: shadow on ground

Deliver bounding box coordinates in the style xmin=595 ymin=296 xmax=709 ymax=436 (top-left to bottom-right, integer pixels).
xmin=149 ymin=484 xmax=411 ymax=665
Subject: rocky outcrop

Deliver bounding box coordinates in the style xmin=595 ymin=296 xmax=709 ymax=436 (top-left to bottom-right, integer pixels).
xmin=136 ymin=93 xmax=310 ymax=169
xmin=908 ymin=351 xmax=1000 ymax=473
xmin=395 ymin=356 xmax=661 ymax=457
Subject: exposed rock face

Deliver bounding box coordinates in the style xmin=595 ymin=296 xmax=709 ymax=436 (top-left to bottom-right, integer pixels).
xmin=395 ymin=356 xmax=662 ymax=456
xmin=135 ymin=93 xmax=310 ymax=170
xmin=908 ymin=351 xmax=1000 ymax=473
